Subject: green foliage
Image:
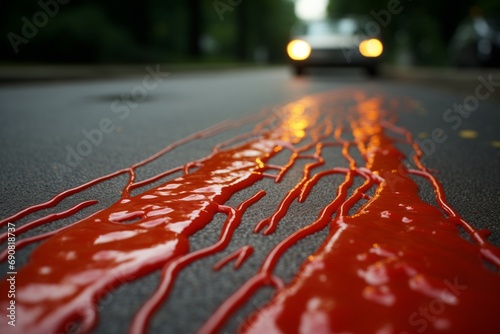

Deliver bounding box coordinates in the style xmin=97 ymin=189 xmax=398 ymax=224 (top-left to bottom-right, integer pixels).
xmin=476 ymin=0 xmax=500 ymax=14
xmin=326 ymin=0 xmax=485 ymax=65
xmin=0 ymin=0 xmax=297 ymax=64
xmin=32 ymin=4 xmax=135 ymax=63
xmin=3 ymin=0 xmax=500 ymax=65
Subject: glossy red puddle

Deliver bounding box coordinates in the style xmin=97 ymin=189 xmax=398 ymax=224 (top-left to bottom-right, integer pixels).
xmin=1 ymin=91 xmax=499 ymax=334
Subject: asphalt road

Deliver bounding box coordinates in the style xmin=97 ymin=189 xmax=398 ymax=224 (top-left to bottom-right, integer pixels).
xmin=0 ymin=67 xmax=499 ymax=333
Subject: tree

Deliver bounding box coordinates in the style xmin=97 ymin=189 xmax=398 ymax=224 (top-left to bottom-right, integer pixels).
xmin=326 ymin=0 xmax=481 ymax=65
xmin=188 ymin=0 xmax=203 ymax=58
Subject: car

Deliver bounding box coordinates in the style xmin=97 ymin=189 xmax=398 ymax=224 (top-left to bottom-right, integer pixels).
xmin=286 ymin=18 xmax=383 ymax=77
xmin=448 ymin=16 xmax=500 ymax=67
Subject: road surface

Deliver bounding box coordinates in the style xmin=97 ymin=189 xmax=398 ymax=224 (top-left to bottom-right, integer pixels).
xmin=0 ymin=67 xmax=499 ymax=333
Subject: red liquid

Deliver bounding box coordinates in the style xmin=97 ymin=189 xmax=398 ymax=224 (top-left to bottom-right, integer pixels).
xmin=232 ymin=99 xmax=500 ymax=334
xmin=1 ymin=92 xmax=498 ymax=334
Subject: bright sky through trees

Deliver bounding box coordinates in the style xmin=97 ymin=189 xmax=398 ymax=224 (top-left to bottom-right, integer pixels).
xmin=295 ymin=0 xmax=329 ymax=20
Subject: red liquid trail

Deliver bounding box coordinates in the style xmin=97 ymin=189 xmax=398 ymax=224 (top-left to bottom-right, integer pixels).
xmin=0 ymin=117 xmax=258 ymax=229
xmin=213 ymin=245 xmax=254 ymax=271
xmin=0 ymin=136 xmax=282 ymax=333
xmin=0 ymin=200 xmax=97 ymax=261
xmin=129 ymin=192 xmax=266 ymax=333
xmin=1 ymin=91 xmax=499 ymax=334
xmin=202 ymin=95 xmax=500 ymax=333
xmin=0 ymin=201 xmax=97 ymax=240
xmin=0 ymin=94 xmax=324 ymax=333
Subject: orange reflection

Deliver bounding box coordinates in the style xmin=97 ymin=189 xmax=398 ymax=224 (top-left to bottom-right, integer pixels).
xmin=276 ymin=99 xmax=319 ymax=143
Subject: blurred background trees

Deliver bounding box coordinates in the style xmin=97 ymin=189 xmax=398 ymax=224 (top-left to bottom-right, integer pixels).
xmin=0 ymin=0 xmax=296 ymax=64
xmin=0 ymin=0 xmax=499 ymax=65
xmin=328 ymin=0 xmax=500 ymax=66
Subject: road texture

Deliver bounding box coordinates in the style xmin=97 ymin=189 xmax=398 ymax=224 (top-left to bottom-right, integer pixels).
xmin=0 ymin=67 xmax=499 ymax=333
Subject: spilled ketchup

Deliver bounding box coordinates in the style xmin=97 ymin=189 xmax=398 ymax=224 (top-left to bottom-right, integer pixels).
xmin=1 ymin=91 xmax=499 ymax=334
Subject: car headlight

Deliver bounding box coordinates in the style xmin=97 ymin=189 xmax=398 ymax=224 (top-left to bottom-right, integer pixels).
xmin=359 ymin=39 xmax=383 ymax=57
xmin=287 ymin=40 xmax=311 ymax=60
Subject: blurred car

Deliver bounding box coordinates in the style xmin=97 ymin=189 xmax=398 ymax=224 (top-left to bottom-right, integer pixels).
xmin=286 ymin=18 xmax=383 ymax=76
xmin=449 ymin=16 xmax=500 ymax=67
